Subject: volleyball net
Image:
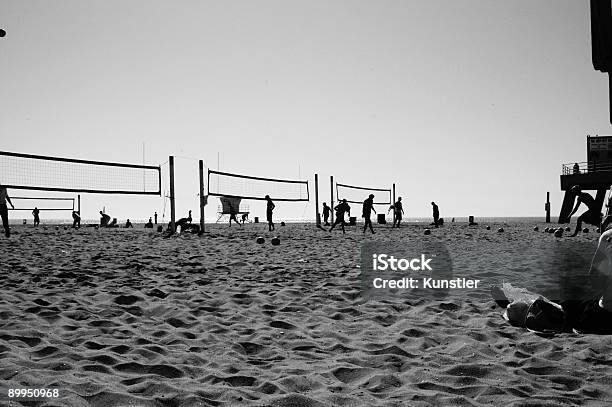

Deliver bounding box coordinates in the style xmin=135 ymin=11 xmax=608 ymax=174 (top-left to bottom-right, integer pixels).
xmin=9 ymin=196 xmax=76 ymax=211
xmin=336 ymin=182 xmax=392 ymax=205
xmin=207 ymin=169 xmax=309 ymax=201
xmin=0 ymin=151 xmax=161 ymax=195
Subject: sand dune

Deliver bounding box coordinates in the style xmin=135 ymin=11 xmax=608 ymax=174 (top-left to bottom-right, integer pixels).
xmin=1 ymin=222 xmax=611 ymax=406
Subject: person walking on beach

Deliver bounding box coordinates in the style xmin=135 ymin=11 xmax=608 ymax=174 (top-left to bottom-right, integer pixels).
xmin=154 ymin=211 xmax=158 ymax=224
xmin=72 ymin=211 xmax=81 ymax=228
xmin=431 ymin=202 xmax=440 ymax=226
xmin=569 ymin=185 xmax=602 ymax=237
xmin=362 ymin=194 xmax=376 ymax=234
xmin=0 ymin=184 xmax=15 ymax=238
xmin=265 ymin=195 xmax=275 ymax=231
xmin=32 ymin=207 xmax=40 ymax=227
xmin=322 ymin=202 xmax=331 ymax=226
xmin=393 ymin=197 xmax=404 ymax=228
xmin=228 ymin=202 xmax=241 ymax=227
xmin=329 ymin=199 xmax=351 ymax=234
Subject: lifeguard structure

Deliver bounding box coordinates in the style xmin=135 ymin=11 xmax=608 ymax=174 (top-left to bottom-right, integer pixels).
xmin=559 ymin=135 xmax=612 ymax=223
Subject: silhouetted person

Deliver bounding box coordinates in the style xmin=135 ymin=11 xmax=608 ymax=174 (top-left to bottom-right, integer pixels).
xmin=241 ymin=213 xmax=249 ymax=224
xmin=0 ymin=184 xmax=14 ymax=238
xmin=362 ymin=194 xmax=376 ymax=234
xmin=144 ymin=217 xmax=153 ymax=228
xmin=322 ymin=202 xmax=331 ymax=226
xmin=573 ymin=163 xmax=580 ymax=174
xmin=175 ymin=210 xmax=193 ymax=231
xmin=228 ymin=202 xmax=241 ymax=227
xmin=125 ymin=219 xmax=133 ymax=228
xmin=329 ymin=199 xmax=351 ymax=234
xmin=569 ymin=186 xmax=602 ymax=236
xmin=265 ymin=195 xmax=275 ymax=231
xmin=32 ymin=207 xmax=40 ymax=227
xmin=100 ymin=211 xmax=111 ymax=227
xmin=392 ymin=197 xmax=404 ymax=228
xmin=431 ymin=202 xmax=440 ymax=226
xmin=154 ymin=211 xmax=158 ymax=224
xmin=72 ymin=211 xmax=81 ymax=228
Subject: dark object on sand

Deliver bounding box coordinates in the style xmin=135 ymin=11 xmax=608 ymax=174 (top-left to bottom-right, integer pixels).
xmin=256 ymin=237 xmax=265 ymax=244
xmin=280 ymin=221 xmax=286 ymax=227
xmin=554 ymin=228 xmax=563 ymax=238
xmin=424 ymin=229 xmax=431 ymax=235
xmin=157 ymin=225 xmax=163 ymax=233
xmin=486 ymin=226 xmax=491 ymax=230
xmin=583 ymin=228 xmax=590 ymax=233
xmin=271 ymin=237 xmax=280 ymax=246
xmin=468 ymin=215 xmax=478 ymax=226
xmin=498 ymin=227 xmax=504 ymax=233
xmin=533 ymin=226 xmax=539 ymax=231
xmin=0 ymin=29 xmax=6 ymax=37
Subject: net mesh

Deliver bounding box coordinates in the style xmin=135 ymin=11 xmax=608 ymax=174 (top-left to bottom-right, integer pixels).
xmin=208 ymin=170 xmax=309 ymax=201
xmin=10 ymin=197 xmax=75 ymax=211
xmin=336 ymin=182 xmax=392 ymax=205
xmin=0 ymin=151 xmax=161 ymax=195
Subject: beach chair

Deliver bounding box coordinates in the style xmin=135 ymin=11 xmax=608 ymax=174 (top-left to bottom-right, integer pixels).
xmin=216 ymin=196 xmax=250 ymax=223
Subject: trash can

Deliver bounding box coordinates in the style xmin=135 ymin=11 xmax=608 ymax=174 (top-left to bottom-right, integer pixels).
xmin=349 ymin=216 xmax=356 ymax=226
xmin=377 ymin=214 xmax=386 ymax=224
xmin=254 ymin=217 xmax=259 ymax=223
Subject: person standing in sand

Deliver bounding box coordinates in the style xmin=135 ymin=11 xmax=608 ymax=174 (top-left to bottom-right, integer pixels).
xmin=0 ymin=184 xmax=15 ymax=238
xmin=154 ymin=211 xmax=158 ymax=224
xmin=322 ymin=202 xmax=331 ymax=226
xmin=265 ymin=195 xmax=275 ymax=231
xmin=392 ymin=197 xmax=404 ymax=228
xmin=32 ymin=207 xmax=40 ymax=227
xmin=568 ymin=185 xmax=602 ymax=237
xmin=431 ymin=201 xmax=440 ymax=226
xmin=362 ymin=194 xmax=376 ymax=234
xmin=329 ymin=199 xmax=351 ymax=234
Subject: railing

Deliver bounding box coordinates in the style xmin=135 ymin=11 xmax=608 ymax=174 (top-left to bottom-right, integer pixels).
xmin=562 ymin=161 xmax=612 ymax=175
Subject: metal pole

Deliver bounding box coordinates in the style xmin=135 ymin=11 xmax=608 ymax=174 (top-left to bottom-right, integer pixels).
xmin=545 ymin=192 xmax=551 ymax=223
xmin=169 ymin=156 xmax=176 ymax=233
xmin=392 ymin=183 xmax=396 ymax=204
xmin=330 ymin=175 xmax=334 ymax=224
xmin=199 ymin=160 xmax=205 ymax=234
xmin=77 ymin=194 xmax=80 ymax=214
xmin=314 ymin=173 xmax=319 ymax=226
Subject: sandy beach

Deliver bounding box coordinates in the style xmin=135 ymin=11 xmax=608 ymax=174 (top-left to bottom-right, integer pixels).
xmin=1 ymin=222 xmax=611 ymax=406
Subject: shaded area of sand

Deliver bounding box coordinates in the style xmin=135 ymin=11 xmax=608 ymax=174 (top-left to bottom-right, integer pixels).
xmin=1 ymin=223 xmax=611 ymax=406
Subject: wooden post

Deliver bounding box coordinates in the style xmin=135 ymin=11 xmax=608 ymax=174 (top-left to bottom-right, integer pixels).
xmin=199 ymin=160 xmax=205 ymax=234
xmin=169 ymin=155 xmax=176 ymax=233
xmin=392 ymin=183 xmax=396 ymax=205
xmin=330 ymin=175 xmax=334 ymax=224
xmin=545 ymin=192 xmax=550 ymax=223
xmin=314 ymin=173 xmax=320 ymax=226
xmin=77 ymin=194 xmax=80 ymax=214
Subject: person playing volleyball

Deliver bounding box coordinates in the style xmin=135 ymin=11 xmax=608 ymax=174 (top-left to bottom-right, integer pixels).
xmin=329 ymin=199 xmax=351 ymax=234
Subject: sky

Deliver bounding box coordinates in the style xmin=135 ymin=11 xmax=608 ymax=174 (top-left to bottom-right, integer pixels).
xmin=1 ymin=0 xmax=611 ymax=222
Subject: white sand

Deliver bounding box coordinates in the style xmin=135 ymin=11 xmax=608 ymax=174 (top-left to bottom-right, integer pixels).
xmin=1 ymin=222 xmax=611 ymax=406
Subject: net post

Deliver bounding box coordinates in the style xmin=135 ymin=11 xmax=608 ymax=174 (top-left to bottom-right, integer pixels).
xmin=392 ymin=183 xmax=396 ymax=205
xmin=330 ymin=175 xmax=334 ymax=224
xmin=199 ymin=160 xmax=205 ymax=234
xmin=169 ymin=156 xmax=176 ymax=233
xmin=545 ymin=192 xmax=551 ymax=223
xmin=314 ymin=173 xmax=320 ymax=226
xmin=77 ymin=194 xmax=80 ymax=214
